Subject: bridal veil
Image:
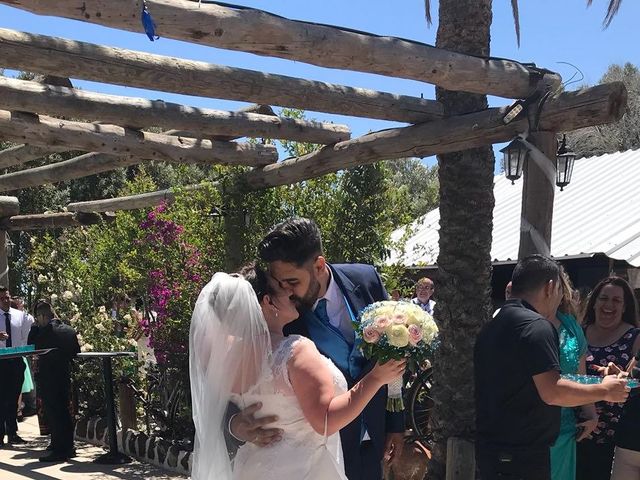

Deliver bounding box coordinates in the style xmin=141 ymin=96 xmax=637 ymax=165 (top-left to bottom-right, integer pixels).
xmin=189 ymin=272 xmax=272 ymax=480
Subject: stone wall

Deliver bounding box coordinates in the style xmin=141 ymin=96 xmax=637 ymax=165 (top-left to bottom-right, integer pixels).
xmin=74 ymin=417 xmax=191 ymax=475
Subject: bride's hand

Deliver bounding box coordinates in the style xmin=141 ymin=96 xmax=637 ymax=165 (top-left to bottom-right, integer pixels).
xmin=369 ymin=359 xmax=407 ymax=386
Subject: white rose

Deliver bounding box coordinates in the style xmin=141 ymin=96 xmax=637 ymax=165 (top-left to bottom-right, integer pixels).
xmin=95 ymin=323 xmax=106 ymax=332
xmin=63 ymin=290 xmax=74 ymax=301
xmin=37 ymin=274 xmax=48 ymax=284
xmin=50 ymin=294 xmax=58 ymax=302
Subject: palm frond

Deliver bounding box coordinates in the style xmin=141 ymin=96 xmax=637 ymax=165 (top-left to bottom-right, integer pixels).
xmin=424 ymin=0 xmax=432 ymax=26
xmin=586 ymin=0 xmax=623 ymax=28
xmin=510 ymin=0 xmax=521 ymax=47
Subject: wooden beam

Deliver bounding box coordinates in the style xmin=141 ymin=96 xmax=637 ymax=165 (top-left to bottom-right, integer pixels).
xmin=68 ymin=185 xmax=207 ymax=213
xmin=518 ymin=132 xmax=557 ymax=258
xmin=0 ymin=211 xmax=114 ymax=230
xmin=66 ymin=82 xmax=626 ymax=213
xmin=0 ymin=232 xmax=7 ymax=287
xmin=0 ymin=77 xmax=351 ymax=145
xmin=243 ymin=82 xmax=627 ymax=189
xmin=0 ymin=110 xmax=278 ymax=167
xmin=0 ymin=153 xmax=142 ymax=192
xmin=0 ymin=196 xmax=19 ymax=217
xmin=0 ymin=144 xmax=69 ymax=169
xmin=0 ymin=28 xmax=442 ymax=124
xmin=0 ymin=104 xmax=278 ymax=171
xmin=0 ymin=1 xmax=561 ymax=99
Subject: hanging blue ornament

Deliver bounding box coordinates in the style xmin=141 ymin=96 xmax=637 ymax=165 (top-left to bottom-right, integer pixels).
xmin=141 ymin=0 xmax=159 ymax=41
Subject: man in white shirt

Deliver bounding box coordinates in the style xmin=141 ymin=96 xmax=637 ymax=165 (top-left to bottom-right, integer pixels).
xmin=0 ymin=286 xmax=33 ymax=446
xmin=411 ymin=277 xmax=436 ymax=316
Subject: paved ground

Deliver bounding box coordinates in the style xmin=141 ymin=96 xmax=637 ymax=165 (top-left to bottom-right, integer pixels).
xmin=0 ymin=417 xmax=186 ymax=480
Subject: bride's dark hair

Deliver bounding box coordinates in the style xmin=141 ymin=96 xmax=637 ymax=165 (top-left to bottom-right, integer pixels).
xmin=237 ymin=262 xmax=273 ymax=302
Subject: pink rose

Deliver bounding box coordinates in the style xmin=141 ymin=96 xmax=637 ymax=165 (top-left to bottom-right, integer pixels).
xmin=392 ymin=313 xmax=407 ymax=325
xmin=408 ymin=324 xmax=423 ymax=346
xmin=363 ymin=325 xmax=381 ymax=344
xmin=373 ymin=315 xmax=391 ymax=332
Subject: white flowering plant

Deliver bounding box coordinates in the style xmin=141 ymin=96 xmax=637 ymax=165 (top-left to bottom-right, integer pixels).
xmin=354 ymin=301 xmax=439 ymax=411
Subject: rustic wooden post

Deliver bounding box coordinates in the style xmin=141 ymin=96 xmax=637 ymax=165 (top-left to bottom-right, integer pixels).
xmin=518 ymin=132 xmax=557 ymax=258
xmin=222 ymin=178 xmax=249 ymax=273
xmin=445 ymin=437 xmax=475 ymax=480
xmin=117 ymin=381 xmax=137 ymax=431
xmin=0 ymin=196 xmax=20 ymax=287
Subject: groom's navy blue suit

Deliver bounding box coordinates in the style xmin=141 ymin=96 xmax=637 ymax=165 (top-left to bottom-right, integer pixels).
xmin=284 ymin=263 xmax=404 ymax=480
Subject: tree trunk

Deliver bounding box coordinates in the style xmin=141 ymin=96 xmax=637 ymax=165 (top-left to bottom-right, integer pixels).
xmin=430 ymin=1 xmax=495 ymax=478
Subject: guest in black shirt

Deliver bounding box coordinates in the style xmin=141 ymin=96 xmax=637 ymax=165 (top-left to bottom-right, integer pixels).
xmin=475 ymin=255 xmax=631 ymax=480
xmin=28 ymin=300 xmax=80 ymax=462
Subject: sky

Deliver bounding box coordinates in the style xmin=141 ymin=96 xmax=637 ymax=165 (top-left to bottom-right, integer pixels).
xmin=1 ymin=0 xmax=639 ymax=169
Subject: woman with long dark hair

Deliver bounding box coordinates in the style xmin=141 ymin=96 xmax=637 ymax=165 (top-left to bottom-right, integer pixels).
xmin=576 ymin=276 xmax=640 ymax=480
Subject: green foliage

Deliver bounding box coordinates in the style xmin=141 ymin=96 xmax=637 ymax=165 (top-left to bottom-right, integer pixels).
xmin=385 ymin=158 xmax=439 ymax=222
xmin=11 ymin=106 xmax=427 ymax=439
xmin=569 ymin=62 xmax=640 ymax=157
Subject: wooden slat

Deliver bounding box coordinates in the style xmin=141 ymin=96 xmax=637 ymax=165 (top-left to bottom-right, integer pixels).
xmin=68 ymin=185 xmax=206 ymax=213
xmin=0 ymin=110 xmax=278 ymax=167
xmin=0 ymin=28 xmax=443 ymax=124
xmin=66 ymin=82 xmax=627 ymax=212
xmin=0 ymin=0 xmax=561 ymax=98
xmin=0 ymin=143 xmax=69 ymax=169
xmin=0 ymin=211 xmax=114 ymax=230
xmin=0 ymin=153 xmax=142 ymax=192
xmin=243 ymin=82 xmax=627 ymax=189
xmin=0 ymin=77 xmax=351 ymax=144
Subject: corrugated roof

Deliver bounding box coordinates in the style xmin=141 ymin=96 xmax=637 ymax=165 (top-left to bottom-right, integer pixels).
xmin=388 ymin=149 xmax=640 ymax=267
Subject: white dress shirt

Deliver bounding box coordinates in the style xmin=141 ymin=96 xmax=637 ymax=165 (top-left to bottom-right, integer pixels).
xmin=1 ymin=307 xmax=33 ymax=348
xmin=314 ymin=270 xmax=355 ymax=344
xmin=412 ymin=297 xmax=436 ymax=316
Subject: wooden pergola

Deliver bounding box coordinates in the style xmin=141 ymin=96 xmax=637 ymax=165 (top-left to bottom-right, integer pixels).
xmin=0 ymin=1 xmax=626 ymax=279
xmin=0 ymin=1 xmax=629 ymax=476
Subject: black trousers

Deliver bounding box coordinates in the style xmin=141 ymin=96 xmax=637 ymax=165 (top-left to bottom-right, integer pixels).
xmin=0 ymin=359 xmax=25 ymax=439
xmin=477 ymin=445 xmax=551 ymax=480
xmin=40 ymin=380 xmax=74 ymax=454
xmin=344 ymin=440 xmax=382 ymax=480
xmin=576 ymin=439 xmax=615 ymax=480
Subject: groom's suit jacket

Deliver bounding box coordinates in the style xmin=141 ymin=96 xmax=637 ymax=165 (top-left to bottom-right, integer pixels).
xmin=283 ymin=263 xmax=404 ymax=472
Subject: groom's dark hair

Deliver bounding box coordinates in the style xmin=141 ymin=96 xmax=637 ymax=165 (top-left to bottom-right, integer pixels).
xmin=510 ymin=254 xmax=561 ymax=296
xmin=258 ymin=217 xmax=323 ymax=266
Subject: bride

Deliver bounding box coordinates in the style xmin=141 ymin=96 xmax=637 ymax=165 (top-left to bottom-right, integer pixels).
xmin=189 ymin=264 xmax=405 ymax=480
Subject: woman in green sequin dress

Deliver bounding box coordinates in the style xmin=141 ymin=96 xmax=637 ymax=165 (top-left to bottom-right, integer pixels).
xmin=549 ymin=270 xmax=598 ymax=480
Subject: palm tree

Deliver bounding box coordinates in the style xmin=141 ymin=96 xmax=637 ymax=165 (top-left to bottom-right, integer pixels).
xmin=424 ymin=1 xmax=625 ymax=478
xmin=426 ymin=1 xmax=495 ymax=477
xmin=425 ymin=1 xmax=624 ymax=46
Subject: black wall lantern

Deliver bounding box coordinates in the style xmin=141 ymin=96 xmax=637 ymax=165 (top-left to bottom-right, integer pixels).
xmin=500 ymin=138 xmax=528 ymax=184
xmin=555 ymin=135 xmax=576 ymax=191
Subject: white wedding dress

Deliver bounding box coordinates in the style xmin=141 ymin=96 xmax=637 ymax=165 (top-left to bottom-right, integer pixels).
xmin=231 ymin=334 xmax=349 ymax=480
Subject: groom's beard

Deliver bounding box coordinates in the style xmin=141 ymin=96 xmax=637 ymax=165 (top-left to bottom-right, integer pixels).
xmin=292 ymin=276 xmax=321 ymax=312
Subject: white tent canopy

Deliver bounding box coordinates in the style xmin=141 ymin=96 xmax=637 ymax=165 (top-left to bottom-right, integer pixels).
xmin=389 ymin=149 xmax=640 ymax=268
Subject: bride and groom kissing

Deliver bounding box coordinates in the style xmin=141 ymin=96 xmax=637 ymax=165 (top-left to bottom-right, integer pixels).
xmin=189 ymin=217 xmax=407 ymax=480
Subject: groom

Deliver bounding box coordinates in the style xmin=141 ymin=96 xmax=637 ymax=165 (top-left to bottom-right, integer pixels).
xmin=230 ymin=217 xmax=404 ymax=480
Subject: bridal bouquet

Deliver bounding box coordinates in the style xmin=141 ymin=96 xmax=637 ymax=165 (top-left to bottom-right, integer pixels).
xmin=355 ymin=301 xmax=439 ymax=412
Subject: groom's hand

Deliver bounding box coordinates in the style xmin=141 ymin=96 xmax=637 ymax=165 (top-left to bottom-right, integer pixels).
xmin=383 ymin=432 xmax=405 ymax=466
xmin=230 ymin=402 xmax=283 ymax=447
